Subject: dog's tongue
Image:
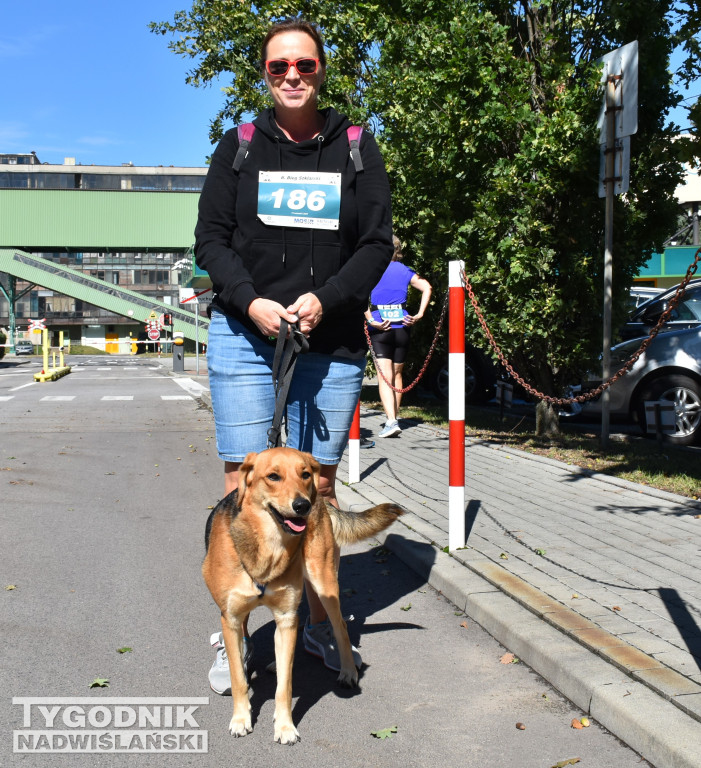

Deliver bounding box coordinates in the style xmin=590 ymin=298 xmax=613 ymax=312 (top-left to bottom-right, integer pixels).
xmin=284 ymin=517 xmax=307 ymax=533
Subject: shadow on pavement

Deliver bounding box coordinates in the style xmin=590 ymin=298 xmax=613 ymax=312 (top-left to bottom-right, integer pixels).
xmin=243 ymin=544 xmax=430 ymax=730
xmin=658 ymin=587 xmax=701 ymax=674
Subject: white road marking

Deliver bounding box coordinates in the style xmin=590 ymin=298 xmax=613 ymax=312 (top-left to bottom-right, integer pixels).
xmin=0 ymin=396 xmax=14 ymax=401
xmin=173 ymin=377 xmax=208 ymax=397
xmin=101 ymin=396 xmax=134 ymax=401
xmin=161 ymin=395 xmax=193 ymax=401
xmin=9 ymin=382 xmax=36 ymax=391
xmin=40 ymin=396 xmax=76 ymax=401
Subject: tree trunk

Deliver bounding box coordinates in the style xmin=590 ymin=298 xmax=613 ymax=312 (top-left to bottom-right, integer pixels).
xmin=535 ymin=400 xmax=560 ymax=438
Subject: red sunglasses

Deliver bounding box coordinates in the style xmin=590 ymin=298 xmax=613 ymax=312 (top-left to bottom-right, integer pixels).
xmin=265 ymin=58 xmax=320 ymax=77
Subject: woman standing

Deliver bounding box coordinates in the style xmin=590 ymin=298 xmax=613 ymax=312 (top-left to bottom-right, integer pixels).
xmin=366 ymin=237 xmax=432 ymax=437
xmin=194 ymin=18 xmax=393 ymax=692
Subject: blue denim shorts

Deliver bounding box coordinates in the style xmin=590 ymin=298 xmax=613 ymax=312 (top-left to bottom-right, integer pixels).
xmin=207 ymin=311 xmax=365 ymax=465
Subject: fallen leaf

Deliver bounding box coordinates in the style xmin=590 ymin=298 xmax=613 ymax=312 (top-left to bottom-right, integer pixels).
xmin=400 ymin=604 xmax=412 ymax=611
xmin=571 ymin=594 xmax=579 ymax=599
xmin=460 ymin=621 xmax=469 ymax=629
xmin=516 ymin=722 xmax=526 ymax=730
xmin=571 ymin=718 xmax=583 ymax=729
xmin=6 ymin=585 xmax=17 ymax=590
xmin=89 ymin=678 xmax=110 ymax=688
xmin=580 ymin=717 xmax=590 ymax=727
xmin=500 ymin=553 xmax=509 ymax=560
xmin=500 ymin=652 xmax=518 ymax=664
xmin=551 ymin=760 xmax=580 ymax=768
xmin=612 ymin=606 xmax=621 ymax=611
xmin=535 ymin=548 xmax=546 ymax=556
xmin=371 ymin=725 xmax=397 ymax=740
xmin=117 ymin=647 xmax=132 ymax=654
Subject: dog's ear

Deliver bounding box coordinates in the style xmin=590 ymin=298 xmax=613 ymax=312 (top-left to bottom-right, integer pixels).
xmin=307 ymin=454 xmax=321 ymax=503
xmin=237 ymin=452 xmax=258 ymax=505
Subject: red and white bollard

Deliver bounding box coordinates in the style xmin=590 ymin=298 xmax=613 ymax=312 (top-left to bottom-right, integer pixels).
xmin=348 ymin=400 xmax=361 ymax=484
xmin=448 ymin=260 xmax=466 ymax=550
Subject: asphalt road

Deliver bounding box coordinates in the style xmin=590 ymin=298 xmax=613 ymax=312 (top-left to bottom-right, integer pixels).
xmin=1 ymin=355 xmax=652 ymax=767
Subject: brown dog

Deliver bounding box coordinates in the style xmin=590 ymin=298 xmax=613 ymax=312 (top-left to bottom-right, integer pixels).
xmin=202 ymin=447 xmax=404 ymax=745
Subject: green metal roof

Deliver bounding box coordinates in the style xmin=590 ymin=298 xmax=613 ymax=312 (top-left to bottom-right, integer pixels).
xmin=0 ymin=189 xmax=199 ymax=251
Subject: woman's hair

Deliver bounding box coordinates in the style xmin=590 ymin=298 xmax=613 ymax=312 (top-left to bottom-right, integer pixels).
xmin=392 ymin=235 xmax=404 ymax=262
xmin=260 ymin=18 xmax=326 ymax=71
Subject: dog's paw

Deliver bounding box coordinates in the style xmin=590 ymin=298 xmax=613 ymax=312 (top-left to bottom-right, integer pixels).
xmin=274 ymin=722 xmax=300 ymax=745
xmin=337 ymin=667 xmax=359 ymax=688
xmin=228 ymin=714 xmax=253 ymax=738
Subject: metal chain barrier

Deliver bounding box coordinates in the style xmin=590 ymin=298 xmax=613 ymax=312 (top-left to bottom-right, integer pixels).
xmin=462 ymin=246 xmax=701 ymax=407
xmin=364 ymin=289 xmax=450 ymax=394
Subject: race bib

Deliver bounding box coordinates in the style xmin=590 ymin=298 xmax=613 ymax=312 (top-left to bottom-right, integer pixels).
xmin=377 ymin=304 xmax=404 ymax=321
xmin=257 ymin=171 xmax=341 ymax=230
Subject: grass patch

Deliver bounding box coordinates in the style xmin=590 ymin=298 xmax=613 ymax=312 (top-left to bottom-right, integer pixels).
xmin=64 ymin=345 xmax=109 ymax=355
xmin=360 ymin=386 xmax=701 ymax=501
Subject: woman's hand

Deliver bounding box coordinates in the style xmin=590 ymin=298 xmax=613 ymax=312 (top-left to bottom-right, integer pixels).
xmin=402 ymin=313 xmax=421 ymax=326
xmin=286 ymin=293 xmax=323 ymax=336
xmin=247 ymin=297 xmax=299 ymax=337
xmin=368 ymin=317 xmax=391 ymax=331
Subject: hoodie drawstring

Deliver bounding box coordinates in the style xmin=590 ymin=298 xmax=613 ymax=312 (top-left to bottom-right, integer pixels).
xmin=309 ymin=135 xmax=325 ymax=282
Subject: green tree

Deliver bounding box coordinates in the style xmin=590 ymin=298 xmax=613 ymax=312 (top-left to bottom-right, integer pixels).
xmin=151 ymin=0 xmax=700 ymax=414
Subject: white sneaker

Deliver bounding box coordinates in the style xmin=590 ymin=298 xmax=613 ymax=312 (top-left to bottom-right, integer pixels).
xmin=302 ymin=617 xmax=362 ymax=671
xmin=378 ymin=420 xmax=401 ymax=438
xmin=208 ymin=631 xmax=254 ymax=695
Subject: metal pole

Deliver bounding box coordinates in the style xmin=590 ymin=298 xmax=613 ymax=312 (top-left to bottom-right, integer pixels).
xmin=195 ymin=304 xmax=200 ymax=375
xmin=448 ymin=260 xmax=466 ymax=551
xmin=601 ymin=76 xmax=617 ymax=448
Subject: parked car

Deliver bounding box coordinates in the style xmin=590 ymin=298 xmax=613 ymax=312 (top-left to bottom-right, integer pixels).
xmin=622 ymin=279 xmax=701 ymax=341
xmin=14 ymin=340 xmax=34 ymax=355
xmin=570 ymin=326 xmax=701 ymax=445
xmin=428 ymin=342 xmax=498 ymax=404
xmin=627 ymin=285 xmax=662 ymax=310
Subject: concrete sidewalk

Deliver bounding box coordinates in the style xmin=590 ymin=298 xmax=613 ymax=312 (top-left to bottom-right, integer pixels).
xmin=162 ymin=357 xmax=701 ymax=768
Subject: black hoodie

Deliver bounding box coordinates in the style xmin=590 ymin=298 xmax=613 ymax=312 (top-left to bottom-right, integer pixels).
xmin=194 ymin=107 xmax=393 ymax=357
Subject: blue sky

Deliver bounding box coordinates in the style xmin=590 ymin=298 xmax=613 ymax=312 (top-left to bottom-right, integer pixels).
xmin=2 ymin=1 xmax=225 ymax=167
xmin=2 ymin=2 xmax=696 ymax=169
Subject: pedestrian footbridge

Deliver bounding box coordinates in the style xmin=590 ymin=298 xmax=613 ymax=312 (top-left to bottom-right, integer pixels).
xmin=0 ymin=249 xmax=208 ymax=345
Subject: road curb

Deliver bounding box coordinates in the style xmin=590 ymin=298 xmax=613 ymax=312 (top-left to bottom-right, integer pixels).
xmin=339 ymin=486 xmax=701 ymax=768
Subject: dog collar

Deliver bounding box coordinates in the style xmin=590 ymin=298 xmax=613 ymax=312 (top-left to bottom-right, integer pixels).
xmin=255 ymin=582 xmax=267 ymax=597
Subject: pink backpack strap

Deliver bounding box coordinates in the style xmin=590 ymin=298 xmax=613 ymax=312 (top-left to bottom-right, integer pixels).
xmin=233 ymin=123 xmax=256 ymax=172
xmin=233 ymin=123 xmax=364 ymax=172
xmin=347 ymin=126 xmax=364 ymax=172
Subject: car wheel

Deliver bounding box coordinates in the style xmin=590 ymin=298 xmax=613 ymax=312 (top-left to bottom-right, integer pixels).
xmin=431 ymin=359 xmax=493 ymax=404
xmin=636 ymin=374 xmax=701 ymax=446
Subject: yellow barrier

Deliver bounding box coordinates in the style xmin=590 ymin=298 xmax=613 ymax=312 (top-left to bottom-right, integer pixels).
xmin=34 ymin=329 xmax=71 ymax=382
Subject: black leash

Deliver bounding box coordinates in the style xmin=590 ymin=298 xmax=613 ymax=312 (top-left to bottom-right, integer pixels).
xmin=267 ymin=318 xmax=309 ymax=448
